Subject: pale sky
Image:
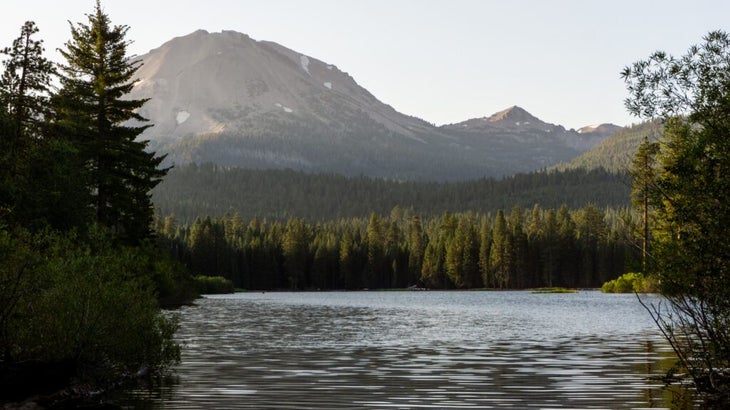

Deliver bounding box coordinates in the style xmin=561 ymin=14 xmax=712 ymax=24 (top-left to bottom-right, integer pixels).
xmin=3 ymin=0 xmax=729 ymax=129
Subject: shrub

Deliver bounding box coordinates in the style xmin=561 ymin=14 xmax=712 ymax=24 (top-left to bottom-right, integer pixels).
xmin=601 ymin=272 xmax=657 ymax=293
xmin=1 ymin=228 xmax=181 ymax=386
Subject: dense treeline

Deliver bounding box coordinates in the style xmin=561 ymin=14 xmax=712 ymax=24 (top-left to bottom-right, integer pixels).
xmin=156 ymin=204 xmax=639 ymax=290
xmin=153 ymin=164 xmax=631 ymax=223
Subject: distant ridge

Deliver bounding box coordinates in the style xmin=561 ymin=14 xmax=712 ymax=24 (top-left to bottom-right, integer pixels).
xmin=556 ymin=120 xmax=662 ymax=173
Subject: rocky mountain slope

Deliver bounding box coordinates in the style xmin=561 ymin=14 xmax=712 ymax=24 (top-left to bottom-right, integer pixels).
xmin=130 ymin=30 xmax=619 ymax=181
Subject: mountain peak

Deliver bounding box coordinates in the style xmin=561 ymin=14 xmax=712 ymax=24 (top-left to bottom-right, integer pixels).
xmin=487 ymin=105 xmax=532 ymax=122
xmin=479 ymin=106 xmax=556 ymax=131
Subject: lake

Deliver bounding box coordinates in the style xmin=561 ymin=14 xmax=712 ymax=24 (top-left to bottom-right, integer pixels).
xmin=116 ymin=291 xmax=680 ymax=409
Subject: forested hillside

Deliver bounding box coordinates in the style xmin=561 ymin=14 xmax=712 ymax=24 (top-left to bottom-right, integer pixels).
xmin=554 ymin=121 xmax=662 ymax=172
xmin=153 ymin=165 xmax=631 ymax=222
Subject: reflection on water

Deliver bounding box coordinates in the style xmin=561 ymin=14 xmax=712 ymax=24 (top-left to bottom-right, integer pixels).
xmin=116 ymin=291 xmax=681 ymax=409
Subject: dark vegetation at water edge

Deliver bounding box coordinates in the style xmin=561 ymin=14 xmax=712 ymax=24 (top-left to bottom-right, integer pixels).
xmin=0 ymin=3 xmax=195 ymax=405
xmin=153 ymin=165 xmax=631 ymax=223
xmin=194 ymin=275 xmax=235 ymax=294
xmin=156 ymin=204 xmax=640 ymax=291
xmin=619 ymin=30 xmax=730 ymax=403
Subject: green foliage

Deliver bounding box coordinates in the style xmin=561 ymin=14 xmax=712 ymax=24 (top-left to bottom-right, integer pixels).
xmin=193 ymin=275 xmax=235 ymax=294
xmin=0 ymin=7 xmax=192 ymax=401
xmin=623 ymin=30 xmax=730 ymax=398
xmin=601 ymin=272 xmax=656 ymax=293
xmin=135 ymin=241 xmax=198 ymax=308
xmin=1 ymin=227 xmax=180 ymax=384
xmin=0 ymin=21 xmax=88 ymax=232
xmin=0 ymin=21 xmax=55 ymax=145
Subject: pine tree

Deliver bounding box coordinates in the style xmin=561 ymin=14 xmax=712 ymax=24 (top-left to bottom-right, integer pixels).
xmin=55 ymin=1 xmax=166 ymax=243
xmin=508 ymin=207 xmax=527 ymax=288
xmin=0 ymin=21 xmax=89 ymax=231
xmin=0 ymin=21 xmax=54 ymax=149
xmin=282 ymin=218 xmax=310 ymax=289
xmin=630 ymin=136 xmax=659 ymax=273
xmin=490 ymin=210 xmax=510 ymax=289
xmin=407 ymin=215 xmax=425 ymax=286
xmin=540 ymin=209 xmax=559 ymax=287
xmin=478 ymin=217 xmax=492 ymax=288
xmin=365 ymin=213 xmax=384 ymax=288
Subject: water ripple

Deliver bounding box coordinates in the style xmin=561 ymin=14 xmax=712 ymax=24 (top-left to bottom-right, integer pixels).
xmin=115 ymin=291 xmax=678 ymax=409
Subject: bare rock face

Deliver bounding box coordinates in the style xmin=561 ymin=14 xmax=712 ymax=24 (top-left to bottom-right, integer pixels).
xmin=130 ymin=30 xmax=619 ymax=180
xmin=130 ymin=29 xmax=432 ymax=143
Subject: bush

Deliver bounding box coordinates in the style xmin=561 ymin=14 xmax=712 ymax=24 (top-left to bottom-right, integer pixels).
xmin=1 ymin=227 xmax=181 ymax=387
xmin=601 ymin=272 xmax=657 ymax=293
xmin=194 ymin=275 xmax=235 ymax=294
xmin=134 ymin=242 xmax=198 ymax=307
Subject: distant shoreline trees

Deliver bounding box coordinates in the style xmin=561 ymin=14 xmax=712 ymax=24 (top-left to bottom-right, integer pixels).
xmin=156 ymin=204 xmax=638 ymax=291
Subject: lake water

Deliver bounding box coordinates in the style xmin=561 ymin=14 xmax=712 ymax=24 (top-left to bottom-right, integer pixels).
xmin=116 ymin=291 xmax=680 ymax=409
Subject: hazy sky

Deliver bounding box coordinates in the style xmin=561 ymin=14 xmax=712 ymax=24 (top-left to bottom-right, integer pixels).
xmin=3 ymin=0 xmax=729 ymax=128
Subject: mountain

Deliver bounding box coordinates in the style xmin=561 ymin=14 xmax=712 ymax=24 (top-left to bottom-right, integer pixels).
xmin=440 ymin=106 xmax=616 ymax=161
xmin=131 ymin=29 xmax=434 ymax=143
xmin=130 ymin=30 xmax=619 ymax=181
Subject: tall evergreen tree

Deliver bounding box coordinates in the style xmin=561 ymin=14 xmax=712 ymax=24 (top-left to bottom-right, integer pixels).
xmin=0 ymin=21 xmax=54 ymax=148
xmin=540 ymin=209 xmax=559 ymax=287
xmin=490 ymin=210 xmax=510 ymax=289
xmin=365 ymin=213 xmax=385 ymax=288
xmin=55 ymin=1 xmax=166 ymax=243
xmin=0 ymin=21 xmax=88 ymax=231
xmin=282 ymin=218 xmax=310 ymax=289
xmin=407 ymin=215 xmax=425 ymax=286
xmin=629 ymin=136 xmax=659 ymax=273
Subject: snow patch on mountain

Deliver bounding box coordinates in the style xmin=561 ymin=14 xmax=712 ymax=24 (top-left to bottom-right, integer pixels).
xmin=276 ymin=103 xmax=293 ymax=113
xmin=578 ymin=124 xmax=601 ymax=133
xmin=176 ymin=110 xmax=190 ymax=125
xmin=324 ymin=82 xmax=332 ymax=90
xmin=300 ymin=55 xmax=310 ymax=75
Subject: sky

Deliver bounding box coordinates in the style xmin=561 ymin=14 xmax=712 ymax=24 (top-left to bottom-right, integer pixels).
xmin=2 ymin=0 xmax=729 ymax=129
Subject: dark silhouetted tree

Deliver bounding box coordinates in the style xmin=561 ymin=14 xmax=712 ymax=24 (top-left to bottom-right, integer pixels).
xmin=55 ymin=1 xmax=166 ymax=243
